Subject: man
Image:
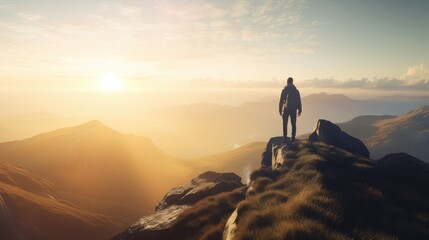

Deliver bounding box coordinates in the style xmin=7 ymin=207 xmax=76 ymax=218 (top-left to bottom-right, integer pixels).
xmin=279 ymin=77 xmax=302 ymax=143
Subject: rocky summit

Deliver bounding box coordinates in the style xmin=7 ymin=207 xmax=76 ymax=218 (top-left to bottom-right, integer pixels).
xmin=224 ymin=140 xmax=429 ymax=240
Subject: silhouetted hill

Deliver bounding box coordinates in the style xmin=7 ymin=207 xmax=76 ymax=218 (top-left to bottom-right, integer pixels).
xmin=338 ymin=105 xmax=429 ymax=161
xmin=0 ymin=162 xmax=121 ymax=240
xmin=0 ymin=120 xmax=194 ymax=224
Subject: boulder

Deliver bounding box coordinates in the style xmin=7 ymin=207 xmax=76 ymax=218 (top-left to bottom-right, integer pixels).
xmin=309 ymin=119 xmax=370 ymax=158
xmin=112 ymin=205 xmax=190 ymax=240
xmin=156 ymin=171 xmax=243 ymax=211
xmin=261 ymin=136 xmax=283 ymax=167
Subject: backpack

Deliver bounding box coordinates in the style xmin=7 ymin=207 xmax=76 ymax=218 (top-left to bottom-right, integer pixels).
xmin=285 ymin=89 xmax=300 ymax=110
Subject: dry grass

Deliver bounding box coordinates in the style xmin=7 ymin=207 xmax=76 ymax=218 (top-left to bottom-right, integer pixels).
xmin=170 ymin=187 xmax=246 ymax=240
xmin=232 ymin=140 xmax=429 ymax=240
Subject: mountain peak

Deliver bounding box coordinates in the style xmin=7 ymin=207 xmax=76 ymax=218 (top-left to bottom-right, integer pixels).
xmin=304 ymin=92 xmax=353 ymax=101
xmin=71 ymin=120 xmax=121 ymax=135
xmin=411 ymin=105 xmax=429 ymax=114
xmin=79 ymin=120 xmax=107 ymax=128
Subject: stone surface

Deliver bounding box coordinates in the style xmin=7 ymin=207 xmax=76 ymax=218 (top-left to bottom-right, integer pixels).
xmin=156 ymin=171 xmax=243 ymax=211
xmin=261 ymin=136 xmax=283 ymax=167
xmin=223 ymin=209 xmax=238 ymax=240
xmin=112 ymin=205 xmax=190 ymax=240
xmin=309 ymin=119 xmax=370 ymax=158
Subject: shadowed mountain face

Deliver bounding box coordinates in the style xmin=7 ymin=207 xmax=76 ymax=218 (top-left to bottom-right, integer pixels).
xmin=0 ymin=162 xmax=121 ymax=240
xmin=0 ymin=121 xmax=194 ymax=224
xmin=338 ymin=105 xmax=429 ymax=161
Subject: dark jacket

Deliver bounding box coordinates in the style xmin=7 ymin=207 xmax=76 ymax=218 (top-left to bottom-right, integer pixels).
xmin=279 ymin=84 xmax=302 ymax=115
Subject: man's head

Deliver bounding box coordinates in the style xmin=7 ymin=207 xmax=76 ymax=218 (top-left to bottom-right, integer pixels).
xmin=287 ymin=77 xmax=293 ymax=85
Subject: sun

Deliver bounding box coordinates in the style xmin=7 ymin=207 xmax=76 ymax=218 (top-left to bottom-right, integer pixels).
xmin=98 ymin=73 xmax=123 ymax=92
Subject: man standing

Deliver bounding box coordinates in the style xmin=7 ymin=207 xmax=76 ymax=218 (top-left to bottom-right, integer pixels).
xmin=279 ymin=77 xmax=302 ymax=143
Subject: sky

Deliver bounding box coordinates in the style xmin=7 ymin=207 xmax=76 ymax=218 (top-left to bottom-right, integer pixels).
xmin=0 ymin=0 xmax=429 ymax=117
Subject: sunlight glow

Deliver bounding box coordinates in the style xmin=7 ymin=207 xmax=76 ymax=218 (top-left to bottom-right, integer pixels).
xmin=98 ymin=73 xmax=123 ymax=92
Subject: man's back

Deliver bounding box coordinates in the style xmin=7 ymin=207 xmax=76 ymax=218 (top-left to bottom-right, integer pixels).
xmin=280 ymin=84 xmax=302 ymax=114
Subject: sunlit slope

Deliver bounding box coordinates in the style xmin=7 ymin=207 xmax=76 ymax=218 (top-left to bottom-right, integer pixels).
xmin=338 ymin=105 xmax=429 ymax=160
xmin=0 ymin=162 xmax=121 ymax=240
xmin=0 ymin=121 xmax=193 ymax=223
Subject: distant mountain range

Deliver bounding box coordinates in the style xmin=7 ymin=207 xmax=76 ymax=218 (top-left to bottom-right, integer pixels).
xmin=138 ymin=93 xmax=429 ymax=157
xmin=1 ymin=93 xmax=428 ymax=158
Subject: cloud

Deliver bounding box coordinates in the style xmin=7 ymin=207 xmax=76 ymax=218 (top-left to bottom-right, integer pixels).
xmin=0 ymin=0 xmax=12 ymax=10
xmin=231 ymin=1 xmax=250 ymax=17
xmin=0 ymin=0 xmax=320 ymax=86
xmin=177 ymin=73 xmax=429 ymax=91
xmin=402 ymin=64 xmax=429 ymax=81
xmin=294 ymin=65 xmax=429 ymax=91
xmin=300 ymin=77 xmax=429 ymax=90
xmin=119 ymin=6 xmax=141 ymax=16
xmin=18 ymin=12 xmax=43 ymax=21
xmin=183 ymin=78 xmax=283 ymax=89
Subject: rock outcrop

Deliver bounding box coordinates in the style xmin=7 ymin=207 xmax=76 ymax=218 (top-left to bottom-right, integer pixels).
xmin=309 ymin=119 xmax=370 ymax=158
xmin=156 ymin=171 xmax=242 ymax=211
xmin=112 ymin=171 xmax=244 ymax=240
xmin=112 ymin=205 xmax=190 ymax=240
xmin=260 ymin=136 xmax=283 ymax=167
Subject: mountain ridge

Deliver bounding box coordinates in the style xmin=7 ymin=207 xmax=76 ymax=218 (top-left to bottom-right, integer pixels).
xmin=0 ymin=120 xmax=193 ymax=225
xmin=339 ymin=105 xmax=429 ymax=160
xmin=0 ymin=161 xmax=122 ymax=240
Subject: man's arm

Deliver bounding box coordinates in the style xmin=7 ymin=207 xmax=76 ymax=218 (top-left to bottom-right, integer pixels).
xmin=297 ymin=90 xmax=302 ymax=116
xmin=279 ymin=89 xmax=285 ymax=115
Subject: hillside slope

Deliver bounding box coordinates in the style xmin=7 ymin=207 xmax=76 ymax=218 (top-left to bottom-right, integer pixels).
xmin=338 ymin=105 xmax=429 ymax=160
xmin=0 ymin=162 xmax=121 ymax=240
xmin=0 ymin=120 xmax=267 ymax=230
xmin=0 ymin=120 xmax=193 ymax=224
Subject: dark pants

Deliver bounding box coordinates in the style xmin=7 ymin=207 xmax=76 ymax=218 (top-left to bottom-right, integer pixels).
xmin=282 ymin=109 xmax=297 ymax=142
